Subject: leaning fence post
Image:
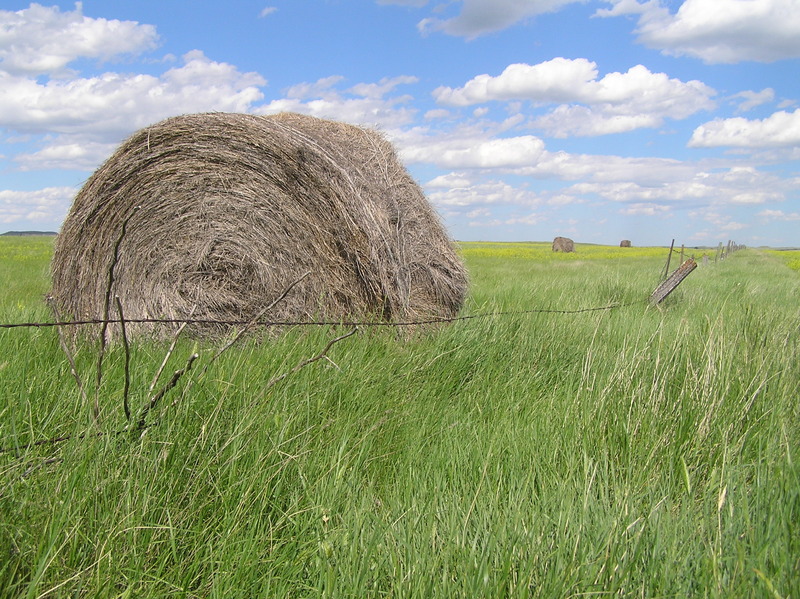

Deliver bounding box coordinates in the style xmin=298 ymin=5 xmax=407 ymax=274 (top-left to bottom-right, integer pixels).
xmin=661 ymin=239 xmax=675 ymax=281
xmin=650 ymin=259 xmax=698 ymax=304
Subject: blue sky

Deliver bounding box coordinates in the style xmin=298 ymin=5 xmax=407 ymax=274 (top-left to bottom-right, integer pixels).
xmin=1 ymin=0 xmax=799 ymax=246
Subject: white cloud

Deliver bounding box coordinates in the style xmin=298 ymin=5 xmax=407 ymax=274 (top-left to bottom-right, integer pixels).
xmin=283 ymin=76 xmax=345 ymax=100
xmin=425 ymin=179 xmax=542 ymax=207
xmin=731 ymin=88 xmax=775 ymax=112
xmin=0 ymin=51 xmax=266 ymax=139
xmin=619 ymin=202 xmax=671 ymax=216
xmin=599 ymin=0 xmax=800 ymax=64
xmin=466 ymin=207 xmax=491 ymax=218
xmin=468 ymin=212 xmax=545 ymax=227
xmin=259 ymin=6 xmax=278 ymax=18
xmin=515 ymin=151 xmax=695 ymax=184
xmin=758 ymin=209 xmax=800 ymax=221
xmin=13 ymin=137 xmax=115 ymax=171
xmin=416 ymin=0 xmax=584 ymax=38
xmin=694 ymin=209 xmax=748 ymax=232
xmin=425 ymin=172 xmax=475 ymax=188
xmin=433 ymin=58 xmax=599 ymax=106
xmin=688 ymin=108 xmax=800 ymax=148
xmin=433 ymin=59 xmax=715 ymax=136
xmin=562 ymin=165 xmax=788 ymax=205
xmin=0 ymin=186 xmax=76 ymax=225
xmin=424 ymin=108 xmax=451 ymax=120
xmin=402 ymin=134 xmax=546 ymax=168
xmin=255 ymin=76 xmax=418 ymax=129
xmin=0 ymin=2 xmax=159 ymax=76
xmin=349 ymin=76 xmax=419 ymax=99
xmin=531 ymin=105 xmax=661 ymax=137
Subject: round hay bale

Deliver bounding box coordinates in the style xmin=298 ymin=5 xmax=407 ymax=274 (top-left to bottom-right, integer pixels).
xmin=552 ymin=236 xmax=575 ymax=253
xmin=50 ymin=112 xmax=468 ymax=339
xmin=620 ymin=239 xmax=632 ymax=247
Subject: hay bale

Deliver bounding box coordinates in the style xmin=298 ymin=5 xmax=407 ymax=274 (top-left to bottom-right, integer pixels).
xmin=50 ymin=112 xmax=468 ymax=338
xmin=620 ymin=240 xmax=632 ymax=247
xmin=552 ymin=236 xmax=574 ymax=253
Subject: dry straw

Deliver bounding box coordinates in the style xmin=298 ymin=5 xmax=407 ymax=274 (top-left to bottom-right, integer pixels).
xmin=552 ymin=236 xmax=575 ymax=253
xmin=50 ymin=112 xmax=468 ymax=339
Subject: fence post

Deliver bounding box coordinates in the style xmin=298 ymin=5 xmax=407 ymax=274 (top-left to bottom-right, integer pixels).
xmin=650 ymin=259 xmax=698 ymax=304
xmin=661 ymin=239 xmax=675 ymax=281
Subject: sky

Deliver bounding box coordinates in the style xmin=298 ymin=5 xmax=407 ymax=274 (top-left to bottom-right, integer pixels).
xmin=1 ymin=0 xmax=799 ymax=247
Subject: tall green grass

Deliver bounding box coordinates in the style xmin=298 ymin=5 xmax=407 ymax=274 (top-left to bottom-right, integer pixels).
xmin=1 ymin=239 xmax=798 ymax=597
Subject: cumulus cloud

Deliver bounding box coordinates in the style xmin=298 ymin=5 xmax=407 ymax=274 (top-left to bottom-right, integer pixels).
xmin=563 ymin=165 xmax=788 ymax=205
xmin=731 ymin=88 xmax=775 ymax=113
xmin=598 ymin=0 xmax=800 ymax=64
xmin=424 ymin=108 xmax=451 ymax=120
xmin=619 ymin=202 xmax=671 ymax=216
xmin=425 ymin=178 xmax=542 ymax=208
xmin=13 ymin=137 xmax=116 ymax=171
xmin=402 ymin=134 xmax=546 ymax=169
xmin=0 ymin=51 xmax=266 ymax=169
xmin=688 ymin=108 xmax=800 ymax=148
xmin=0 ymin=186 xmax=76 ymax=225
xmin=516 ymin=152 xmax=696 ymax=185
xmin=758 ymin=209 xmax=800 ymax=221
xmin=425 ymin=172 xmax=475 ymax=188
xmin=433 ymin=58 xmax=599 ymax=106
xmin=416 ymin=0 xmax=584 ymax=38
xmin=467 ymin=211 xmax=545 ymax=228
xmin=691 ymin=209 xmax=748 ymax=232
xmin=254 ymin=76 xmax=418 ymax=129
xmin=0 ymin=2 xmax=159 ymax=76
xmin=433 ymin=59 xmax=715 ymax=136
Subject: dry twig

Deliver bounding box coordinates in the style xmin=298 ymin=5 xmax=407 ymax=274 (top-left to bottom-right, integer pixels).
xmin=114 ymin=296 xmax=131 ymax=421
xmin=266 ymin=327 xmax=359 ymax=388
xmin=50 ymin=303 xmax=88 ymax=406
xmin=94 ymin=207 xmax=138 ymax=419
xmin=136 ymin=353 xmax=199 ymax=430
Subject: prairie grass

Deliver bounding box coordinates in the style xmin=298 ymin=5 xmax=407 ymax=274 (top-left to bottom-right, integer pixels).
xmin=1 ymin=238 xmax=798 ymax=597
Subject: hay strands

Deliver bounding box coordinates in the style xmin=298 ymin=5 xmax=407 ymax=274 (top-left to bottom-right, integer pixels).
xmin=49 ymin=112 xmax=468 ymax=341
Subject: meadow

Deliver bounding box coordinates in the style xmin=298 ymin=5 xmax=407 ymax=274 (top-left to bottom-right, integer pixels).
xmin=0 ymin=236 xmax=798 ymax=597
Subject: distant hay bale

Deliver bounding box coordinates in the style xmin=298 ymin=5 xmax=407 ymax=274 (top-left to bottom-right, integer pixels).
xmin=620 ymin=240 xmax=632 ymax=247
xmin=552 ymin=236 xmax=575 ymax=253
xmin=49 ymin=112 xmax=468 ymax=339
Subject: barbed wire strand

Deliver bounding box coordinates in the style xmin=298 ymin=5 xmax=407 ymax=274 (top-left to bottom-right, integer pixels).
xmin=0 ymin=298 xmax=647 ymax=457
xmin=0 ymin=299 xmax=646 ymax=331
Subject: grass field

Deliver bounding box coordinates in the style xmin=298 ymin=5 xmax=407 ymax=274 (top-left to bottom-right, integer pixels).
xmin=1 ymin=236 xmax=798 ymax=597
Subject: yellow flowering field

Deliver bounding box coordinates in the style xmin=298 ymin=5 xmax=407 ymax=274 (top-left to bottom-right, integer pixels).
xmin=458 ymin=241 xmax=681 ymax=261
xmin=765 ymin=249 xmax=800 ymax=271
xmin=0 ymin=235 xmax=56 ymax=263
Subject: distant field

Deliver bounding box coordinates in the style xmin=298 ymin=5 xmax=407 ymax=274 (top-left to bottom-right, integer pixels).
xmin=459 ymin=241 xmax=673 ymax=261
xmin=766 ymin=248 xmax=800 ymax=271
xmin=1 ymin=237 xmax=798 ymax=597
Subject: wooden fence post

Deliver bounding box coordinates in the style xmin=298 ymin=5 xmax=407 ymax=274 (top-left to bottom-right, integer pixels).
xmin=650 ymin=258 xmax=698 ymax=304
xmin=661 ymin=239 xmax=675 ymax=281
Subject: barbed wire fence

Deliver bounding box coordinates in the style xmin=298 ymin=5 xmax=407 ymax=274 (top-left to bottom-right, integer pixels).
xmin=0 ymin=240 xmax=737 ymax=459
